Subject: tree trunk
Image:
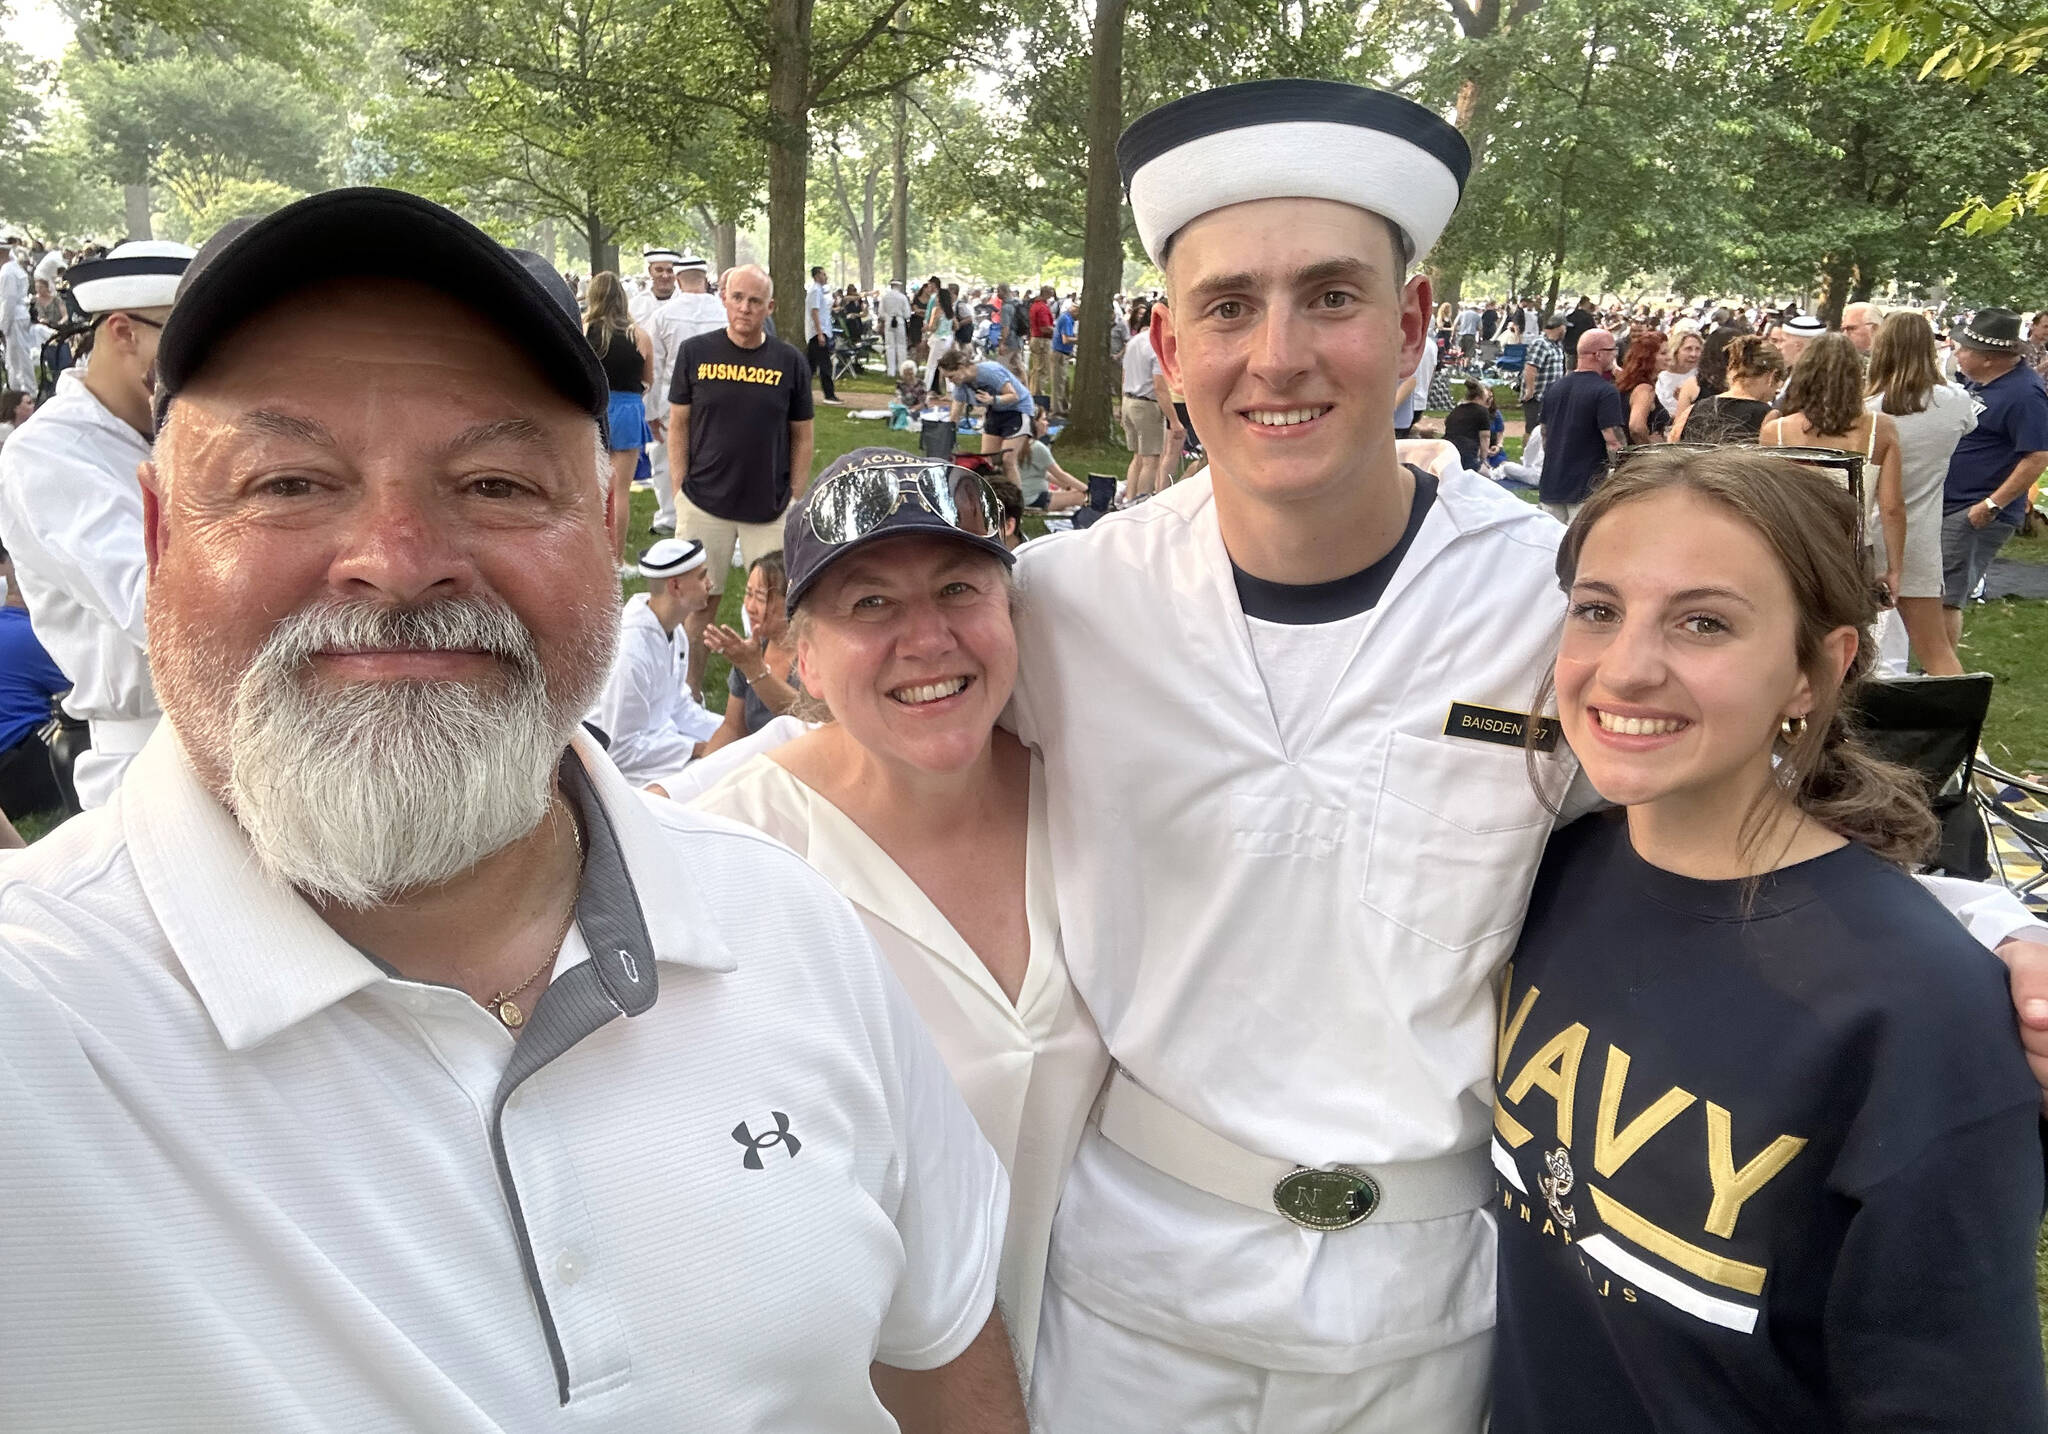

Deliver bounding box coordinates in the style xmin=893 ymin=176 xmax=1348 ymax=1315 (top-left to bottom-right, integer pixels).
xmin=1815 ymin=254 xmax=1854 ymax=328
xmin=890 ymin=84 xmax=909 ymax=284
xmin=122 ymin=183 xmax=153 ymax=240
xmin=1063 ymin=0 xmax=1125 ymax=448
xmin=535 ymin=217 xmax=557 ymax=267
xmin=766 ymin=0 xmax=815 ymax=339
xmin=1848 ymin=263 xmax=1875 ymax=304
xmin=585 ymin=207 xmax=619 ymax=276
xmin=856 ymin=168 xmax=878 ymax=290
xmin=713 ymin=220 xmax=738 ymax=274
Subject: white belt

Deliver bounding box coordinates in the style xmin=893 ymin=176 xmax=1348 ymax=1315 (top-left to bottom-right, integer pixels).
xmin=1096 ymin=1068 xmax=1494 ymax=1230
xmin=86 ymin=715 xmax=159 ymax=756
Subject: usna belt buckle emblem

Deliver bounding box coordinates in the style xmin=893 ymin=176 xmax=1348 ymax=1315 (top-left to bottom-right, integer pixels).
xmin=1273 ymin=1165 xmax=1381 ymax=1230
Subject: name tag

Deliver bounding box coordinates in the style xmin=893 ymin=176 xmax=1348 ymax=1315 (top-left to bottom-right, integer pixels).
xmin=1445 ymin=702 xmax=1559 ymax=753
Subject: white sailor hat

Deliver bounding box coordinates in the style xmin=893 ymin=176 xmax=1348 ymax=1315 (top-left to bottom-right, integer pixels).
xmin=1781 ymin=315 xmax=1826 ymax=336
xmin=676 ymin=253 xmax=710 ymax=273
xmin=642 ymin=247 xmax=684 ymax=266
xmin=1117 ymin=78 xmax=1471 ymax=268
xmin=638 ymin=537 xmax=707 ymax=579
xmin=64 ymin=239 xmax=195 ymax=314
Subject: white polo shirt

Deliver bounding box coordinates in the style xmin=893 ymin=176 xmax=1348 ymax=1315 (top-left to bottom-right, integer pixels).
xmin=0 ymin=727 xmax=1005 ymax=1431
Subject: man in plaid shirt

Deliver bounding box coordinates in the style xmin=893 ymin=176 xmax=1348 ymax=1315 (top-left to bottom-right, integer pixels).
xmin=1520 ymin=312 xmax=1567 ymax=439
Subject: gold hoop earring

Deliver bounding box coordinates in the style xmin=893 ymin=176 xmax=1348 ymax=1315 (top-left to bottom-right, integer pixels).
xmin=1780 ymin=715 xmax=1807 ymax=741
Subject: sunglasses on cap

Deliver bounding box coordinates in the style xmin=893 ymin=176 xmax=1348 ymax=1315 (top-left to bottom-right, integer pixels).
xmin=805 ymin=456 xmax=1005 ymax=545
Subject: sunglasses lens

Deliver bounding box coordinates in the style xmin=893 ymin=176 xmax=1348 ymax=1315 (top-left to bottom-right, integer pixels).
xmin=808 ymin=469 xmax=903 ymax=544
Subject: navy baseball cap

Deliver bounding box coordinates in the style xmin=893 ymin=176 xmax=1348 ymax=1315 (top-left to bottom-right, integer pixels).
xmin=153 ymin=187 xmax=608 ymax=432
xmin=783 ymin=447 xmax=1015 ymax=616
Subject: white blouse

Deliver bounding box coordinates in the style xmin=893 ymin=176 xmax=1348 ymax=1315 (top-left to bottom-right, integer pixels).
xmin=690 ymin=752 xmax=1108 ymax=1374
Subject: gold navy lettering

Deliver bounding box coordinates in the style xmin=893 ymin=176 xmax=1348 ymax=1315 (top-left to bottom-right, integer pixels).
xmin=694 ymin=361 xmax=784 ymax=384
xmin=1494 ymin=979 xmax=1806 ymax=1295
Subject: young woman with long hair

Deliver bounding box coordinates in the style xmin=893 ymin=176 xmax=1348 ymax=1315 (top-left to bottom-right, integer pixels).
xmin=1765 ymin=333 xmax=1906 ymax=608
xmin=582 ymin=270 xmax=653 ymax=569
xmin=1671 ymin=335 xmax=1783 ymax=445
xmin=1492 ymin=447 xmax=2045 ymax=1430
xmin=1617 ymin=330 xmax=1669 ymax=445
xmin=1864 ymin=311 xmax=1976 ymax=674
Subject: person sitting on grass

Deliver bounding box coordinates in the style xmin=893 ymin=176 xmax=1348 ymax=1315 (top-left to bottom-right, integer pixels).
xmin=1019 ymin=410 xmax=1088 ymax=513
xmin=701 ymin=550 xmax=804 ymax=754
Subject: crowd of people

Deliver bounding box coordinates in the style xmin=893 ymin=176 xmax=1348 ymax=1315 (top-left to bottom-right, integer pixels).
xmin=5 ymin=75 xmax=2048 ymax=1434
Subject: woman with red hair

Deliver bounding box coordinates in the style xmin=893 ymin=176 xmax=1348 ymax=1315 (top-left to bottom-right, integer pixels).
xmin=1617 ymin=329 xmax=1669 ymax=444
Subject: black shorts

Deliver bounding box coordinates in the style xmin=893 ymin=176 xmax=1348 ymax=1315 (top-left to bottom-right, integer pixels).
xmin=1027 ymin=490 xmax=1051 ymax=510
xmin=985 ymin=408 xmax=1025 ymax=439
xmin=1173 ymin=400 xmax=1202 ymax=451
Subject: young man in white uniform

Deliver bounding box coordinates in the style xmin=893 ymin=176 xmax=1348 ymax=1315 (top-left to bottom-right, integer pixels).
xmin=1012 ymin=80 xmax=2048 ymax=1431
xmin=0 ymin=239 xmax=194 ymax=808
xmin=878 ymin=278 xmax=913 ymax=377
xmin=0 ymin=188 xmax=1022 ymax=1431
xmin=637 ymin=251 xmax=726 ymax=536
xmin=0 ymin=243 xmax=32 ymax=391
xmin=590 ymin=537 xmax=723 ymax=789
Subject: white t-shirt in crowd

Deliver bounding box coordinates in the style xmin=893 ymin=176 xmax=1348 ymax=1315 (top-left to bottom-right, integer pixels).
xmin=1122 ymin=331 xmax=1162 ymax=399
xmin=0 ymin=727 xmax=1006 ymax=1431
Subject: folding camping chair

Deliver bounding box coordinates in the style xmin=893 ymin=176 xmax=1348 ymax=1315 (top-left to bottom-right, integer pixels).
xmin=1975 ymin=758 xmax=2048 ymax=901
xmin=1847 ymin=672 xmax=1994 ymax=879
xmin=1493 ymin=343 xmax=1527 ymax=381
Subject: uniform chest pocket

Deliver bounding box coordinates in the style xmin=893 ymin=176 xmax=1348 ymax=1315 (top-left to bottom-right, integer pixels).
xmin=1360 ymin=731 xmax=1555 ymax=949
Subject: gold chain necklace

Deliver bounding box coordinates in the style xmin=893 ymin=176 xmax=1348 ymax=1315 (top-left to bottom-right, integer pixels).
xmin=487 ymin=803 xmax=584 ymax=1031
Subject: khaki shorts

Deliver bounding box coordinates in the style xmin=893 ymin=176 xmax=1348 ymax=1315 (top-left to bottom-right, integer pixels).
xmin=1122 ymin=396 xmax=1165 ymax=456
xmin=677 ymin=491 xmax=786 ymax=593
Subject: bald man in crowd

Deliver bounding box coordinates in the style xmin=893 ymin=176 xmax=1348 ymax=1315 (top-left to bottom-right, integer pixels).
xmin=669 ymin=263 xmax=814 ymax=695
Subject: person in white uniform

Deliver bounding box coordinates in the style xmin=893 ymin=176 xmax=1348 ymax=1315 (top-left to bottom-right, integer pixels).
xmin=0 ymin=186 xmax=1023 ymax=1432
xmin=1013 ymin=80 xmax=2048 ymax=1432
xmin=693 ymin=449 xmax=1110 ymax=1378
xmin=0 ymin=239 xmax=194 ymax=809
xmin=0 ymin=242 xmax=32 ymax=391
xmin=635 ymin=249 xmax=727 ymax=537
xmin=590 ymin=536 xmax=723 ymax=789
xmin=878 ymin=278 xmax=914 ymax=378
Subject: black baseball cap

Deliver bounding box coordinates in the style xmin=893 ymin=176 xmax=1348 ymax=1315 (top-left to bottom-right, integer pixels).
xmin=783 ymin=448 xmax=1016 ymax=616
xmin=152 ymin=187 xmax=608 ymax=431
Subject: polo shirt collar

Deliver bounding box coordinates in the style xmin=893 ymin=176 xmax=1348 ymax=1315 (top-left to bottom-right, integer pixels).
xmin=123 ymin=724 xmax=731 ymax=1053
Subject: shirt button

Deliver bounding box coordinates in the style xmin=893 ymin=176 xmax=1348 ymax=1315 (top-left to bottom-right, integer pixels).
xmin=555 ymin=1249 xmax=586 ymax=1285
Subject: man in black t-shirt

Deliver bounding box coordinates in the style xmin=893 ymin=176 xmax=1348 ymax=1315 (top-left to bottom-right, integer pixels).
xmin=669 ymin=262 xmax=815 ymax=694
xmin=1537 ymin=330 xmax=1626 ymax=519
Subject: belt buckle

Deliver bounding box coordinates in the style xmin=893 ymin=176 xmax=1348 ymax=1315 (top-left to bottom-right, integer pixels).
xmin=1273 ymin=1165 xmax=1381 ymax=1231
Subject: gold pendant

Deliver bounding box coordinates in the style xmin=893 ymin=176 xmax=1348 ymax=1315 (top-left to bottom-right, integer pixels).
xmin=496 ymin=999 xmax=525 ymax=1029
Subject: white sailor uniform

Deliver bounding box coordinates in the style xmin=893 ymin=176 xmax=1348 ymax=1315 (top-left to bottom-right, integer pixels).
xmin=0 ymin=257 xmax=31 ymax=392
xmin=589 ymin=592 xmax=722 ymax=790
xmin=0 ymin=368 xmax=158 ymax=808
xmin=1012 ymin=472 xmax=2043 ymax=1429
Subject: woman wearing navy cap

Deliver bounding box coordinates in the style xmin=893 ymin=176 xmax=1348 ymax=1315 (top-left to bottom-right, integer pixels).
xmin=691 ymin=448 xmax=1108 ymax=1387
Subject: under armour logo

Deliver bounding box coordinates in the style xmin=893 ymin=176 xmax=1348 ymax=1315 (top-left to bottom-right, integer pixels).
xmin=732 ymin=1111 xmax=801 ymax=1169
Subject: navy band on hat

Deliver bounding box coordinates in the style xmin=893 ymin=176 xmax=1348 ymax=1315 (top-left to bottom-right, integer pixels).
xmin=1782 ymin=315 xmax=1826 ymax=335
xmin=643 ymin=248 xmax=683 ymax=264
xmin=65 ymin=240 xmax=193 ymax=314
xmin=638 ymin=537 xmax=707 ymax=579
xmin=1117 ymin=79 xmax=1471 ymax=266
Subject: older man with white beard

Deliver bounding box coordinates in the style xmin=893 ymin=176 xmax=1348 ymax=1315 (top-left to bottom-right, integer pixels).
xmin=0 ymin=188 xmax=1023 ymax=1434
